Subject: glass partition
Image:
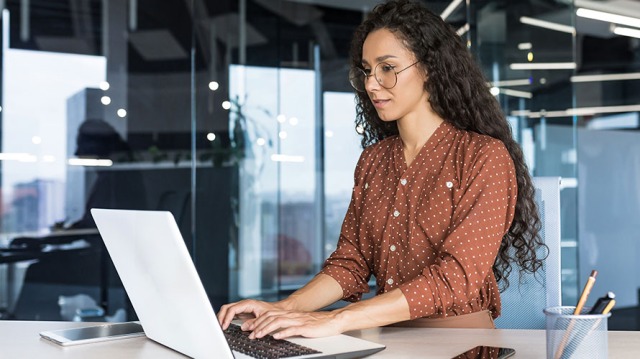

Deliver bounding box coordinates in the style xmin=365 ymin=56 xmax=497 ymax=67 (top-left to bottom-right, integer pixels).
xmin=1 ymin=0 xmax=638 ymax=330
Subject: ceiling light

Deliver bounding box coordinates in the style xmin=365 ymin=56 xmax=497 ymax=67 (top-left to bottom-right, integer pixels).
xmin=520 ymin=16 xmax=576 ymax=34
xmin=612 ymin=26 xmax=640 ymax=39
xmin=510 ymin=62 xmax=576 ymax=70
xmin=576 ymin=8 xmax=640 ymax=28
xmin=0 ymin=152 xmax=37 ymax=162
xmin=441 ymin=0 xmax=464 ymax=21
xmin=565 ymin=104 xmax=640 ymax=116
xmin=510 ymin=110 xmax=569 ymax=118
xmin=489 ymin=79 xmax=532 ymax=87
xmin=68 ymin=158 xmax=113 ymax=167
xmin=511 ymin=104 xmax=640 ymax=118
xmin=497 ymin=88 xmax=533 ymax=99
xmin=570 ymin=72 xmax=640 ymax=82
xmin=518 ymin=42 xmax=532 ymax=50
xmin=456 ymin=23 xmax=470 ymax=36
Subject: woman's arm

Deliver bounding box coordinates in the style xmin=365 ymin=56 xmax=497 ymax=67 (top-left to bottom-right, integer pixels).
xmin=246 ymin=288 xmax=410 ymax=339
xmin=284 ymin=273 xmax=344 ymax=311
xmin=217 ymin=273 xmax=343 ymax=329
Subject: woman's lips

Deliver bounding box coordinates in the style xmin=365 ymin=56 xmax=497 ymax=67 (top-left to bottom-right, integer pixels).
xmin=372 ymin=99 xmax=390 ymax=109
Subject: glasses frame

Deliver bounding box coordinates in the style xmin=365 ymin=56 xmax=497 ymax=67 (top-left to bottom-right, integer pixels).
xmin=349 ymin=61 xmax=420 ymax=92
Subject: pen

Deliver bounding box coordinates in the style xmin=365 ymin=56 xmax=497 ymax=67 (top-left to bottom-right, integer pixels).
xmin=588 ymin=292 xmax=615 ymax=315
xmin=574 ymin=270 xmax=597 ymax=315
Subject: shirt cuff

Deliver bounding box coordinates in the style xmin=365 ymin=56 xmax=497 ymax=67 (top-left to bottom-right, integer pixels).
xmin=319 ymin=265 xmax=368 ymax=302
xmin=398 ymin=276 xmax=438 ymax=319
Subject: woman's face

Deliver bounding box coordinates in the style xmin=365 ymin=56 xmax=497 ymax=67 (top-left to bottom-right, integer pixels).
xmin=361 ymin=28 xmax=429 ymax=122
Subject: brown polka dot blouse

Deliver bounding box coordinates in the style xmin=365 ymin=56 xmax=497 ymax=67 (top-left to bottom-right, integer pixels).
xmin=320 ymin=121 xmax=517 ymax=320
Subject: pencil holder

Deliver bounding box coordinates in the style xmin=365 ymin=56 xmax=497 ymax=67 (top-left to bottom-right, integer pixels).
xmin=544 ymin=306 xmax=611 ymax=359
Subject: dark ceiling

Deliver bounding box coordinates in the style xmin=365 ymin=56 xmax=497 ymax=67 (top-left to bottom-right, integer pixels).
xmin=3 ymin=0 xmax=639 ymax=117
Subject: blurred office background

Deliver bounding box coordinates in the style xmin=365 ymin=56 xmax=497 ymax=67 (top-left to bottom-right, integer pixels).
xmin=0 ymin=0 xmax=638 ymax=329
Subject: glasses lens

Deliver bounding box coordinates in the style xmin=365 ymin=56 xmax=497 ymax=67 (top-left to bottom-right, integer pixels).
xmin=375 ymin=62 xmax=397 ymax=89
xmin=349 ymin=68 xmax=365 ymax=92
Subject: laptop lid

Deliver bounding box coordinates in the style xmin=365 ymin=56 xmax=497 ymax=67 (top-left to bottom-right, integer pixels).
xmin=92 ymin=208 xmax=233 ymax=358
xmin=91 ymin=208 xmax=384 ymax=359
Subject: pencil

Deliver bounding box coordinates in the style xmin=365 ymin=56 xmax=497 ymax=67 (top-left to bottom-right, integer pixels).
xmin=588 ymin=292 xmax=615 ymax=315
xmin=574 ymin=270 xmax=597 ymax=315
xmin=601 ymin=299 xmax=616 ymax=315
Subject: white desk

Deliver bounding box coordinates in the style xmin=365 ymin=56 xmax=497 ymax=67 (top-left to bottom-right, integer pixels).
xmin=1 ymin=321 xmax=639 ymax=358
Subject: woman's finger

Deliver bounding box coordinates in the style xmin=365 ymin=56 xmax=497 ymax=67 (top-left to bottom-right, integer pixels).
xmin=250 ymin=316 xmax=301 ymax=339
xmin=221 ymin=300 xmax=260 ymax=329
xmin=247 ymin=310 xmax=288 ymax=330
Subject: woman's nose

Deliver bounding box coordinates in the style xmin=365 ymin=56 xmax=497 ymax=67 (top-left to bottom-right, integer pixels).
xmin=364 ymin=74 xmax=380 ymax=92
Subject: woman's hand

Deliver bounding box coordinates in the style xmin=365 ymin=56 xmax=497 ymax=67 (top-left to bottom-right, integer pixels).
xmin=246 ymin=310 xmax=344 ymax=340
xmin=217 ymin=299 xmax=290 ymax=330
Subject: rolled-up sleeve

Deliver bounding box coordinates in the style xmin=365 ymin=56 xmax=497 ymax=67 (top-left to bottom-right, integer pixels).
xmin=398 ymin=141 xmax=517 ymax=319
xmin=320 ymin=150 xmax=373 ymax=302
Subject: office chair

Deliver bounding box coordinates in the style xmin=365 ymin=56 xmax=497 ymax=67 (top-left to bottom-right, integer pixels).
xmin=494 ymin=177 xmax=562 ymax=329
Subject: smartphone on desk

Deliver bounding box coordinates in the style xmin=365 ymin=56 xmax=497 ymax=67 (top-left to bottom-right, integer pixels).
xmin=39 ymin=322 xmax=145 ymax=346
xmin=451 ymin=345 xmax=516 ymax=359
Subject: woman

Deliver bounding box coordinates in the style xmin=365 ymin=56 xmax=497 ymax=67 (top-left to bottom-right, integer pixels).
xmin=218 ymin=0 xmax=544 ymax=339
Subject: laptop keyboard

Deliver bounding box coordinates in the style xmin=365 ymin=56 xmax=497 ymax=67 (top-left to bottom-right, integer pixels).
xmin=224 ymin=323 xmax=321 ymax=359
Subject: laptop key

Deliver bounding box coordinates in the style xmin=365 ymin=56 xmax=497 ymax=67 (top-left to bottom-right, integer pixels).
xmin=224 ymin=323 xmax=321 ymax=359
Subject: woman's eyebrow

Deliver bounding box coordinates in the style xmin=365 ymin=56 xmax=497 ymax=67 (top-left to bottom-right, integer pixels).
xmin=361 ymin=55 xmax=399 ymax=66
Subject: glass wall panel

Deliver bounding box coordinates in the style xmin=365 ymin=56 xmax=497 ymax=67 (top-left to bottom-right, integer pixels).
xmin=1 ymin=0 xmax=637 ymax=330
xmin=572 ymin=0 xmax=640 ymax=329
xmin=0 ymin=0 xmax=198 ymax=320
xmin=474 ymin=0 xmax=579 ymax=306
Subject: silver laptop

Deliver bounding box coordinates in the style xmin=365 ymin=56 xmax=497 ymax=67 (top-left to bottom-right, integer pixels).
xmin=90 ymin=208 xmax=385 ymax=359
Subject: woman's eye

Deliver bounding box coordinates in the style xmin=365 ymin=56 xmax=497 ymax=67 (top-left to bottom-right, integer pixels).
xmin=363 ymin=68 xmax=372 ymax=76
xmin=380 ymin=64 xmax=395 ymax=72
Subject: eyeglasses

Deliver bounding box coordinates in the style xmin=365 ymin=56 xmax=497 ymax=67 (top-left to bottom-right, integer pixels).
xmin=349 ymin=61 xmax=419 ymax=92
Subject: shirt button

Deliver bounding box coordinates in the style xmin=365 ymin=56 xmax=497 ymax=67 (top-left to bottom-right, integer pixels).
xmin=393 ymin=210 xmax=400 ymax=217
xmin=446 ymin=181 xmax=453 ymax=188
xmin=390 ymin=245 xmax=396 ymax=252
xmin=400 ymin=179 xmax=407 ymax=186
xmin=365 ymin=183 xmax=369 ymax=189
xmin=387 ymin=278 xmax=394 ymax=285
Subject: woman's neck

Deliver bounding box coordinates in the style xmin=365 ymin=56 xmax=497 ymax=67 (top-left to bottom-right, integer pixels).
xmin=396 ymin=109 xmax=444 ymax=151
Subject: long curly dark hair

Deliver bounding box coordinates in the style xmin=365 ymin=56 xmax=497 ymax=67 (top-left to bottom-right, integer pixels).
xmin=350 ymin=0 xmax=546 ymax=291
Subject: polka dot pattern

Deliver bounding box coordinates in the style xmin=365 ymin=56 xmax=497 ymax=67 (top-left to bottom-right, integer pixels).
xmin=320 ymin=121 xmax=517 ymax=320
